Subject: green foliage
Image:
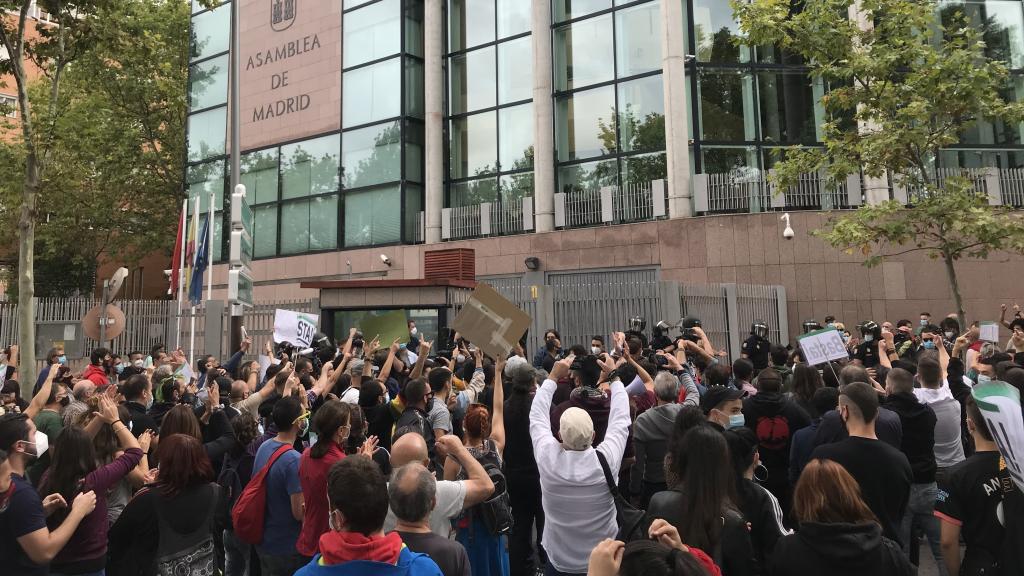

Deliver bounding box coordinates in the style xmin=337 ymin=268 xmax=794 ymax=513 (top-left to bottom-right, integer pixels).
xmin=734 ymin=0 xmax=1024 ymax=321
xmin=0 ymin=0 xmax=192 ymax=297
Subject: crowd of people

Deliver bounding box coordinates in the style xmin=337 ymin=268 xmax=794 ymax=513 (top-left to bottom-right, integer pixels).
xmin=0 ymin=307 xmax=1022 ymax=576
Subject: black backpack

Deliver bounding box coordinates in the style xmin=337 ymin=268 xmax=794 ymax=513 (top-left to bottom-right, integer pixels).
xmin=216 ymin=449 xmax=254 ymax=531
xmin=459 ymin=439 xmax=514 ymax=536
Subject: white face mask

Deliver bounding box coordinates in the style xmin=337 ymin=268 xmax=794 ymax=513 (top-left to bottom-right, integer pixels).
xmin=944 ymin=331 xmax=955 ymax=340
xmin=22 ymin=430 xmax=48 ymax=458
xmin=864 ymin=334 xmax=874 ymax=342
xmin=410 ymin=327 xmax=418 ymax=337
xmin=591 ymin=346 xmax=602 ymax=355
xmin=456 ymin=354 xmax=466 ymax=363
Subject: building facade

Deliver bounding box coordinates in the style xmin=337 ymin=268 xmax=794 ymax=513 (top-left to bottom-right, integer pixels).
xmin=187 ymin=0 xmax=1024 ymax=339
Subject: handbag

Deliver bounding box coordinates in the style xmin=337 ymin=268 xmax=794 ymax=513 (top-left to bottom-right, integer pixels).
xmin=596 ymin=451 xmax=651 ymax=542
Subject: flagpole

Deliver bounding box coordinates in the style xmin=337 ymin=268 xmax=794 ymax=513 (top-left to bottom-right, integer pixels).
xmin=189 ymin=198 xmax=199 ymax=367
xmin=175 ymin=198 xmax=187 ymax=350
xmin=207 ymin=190 xmax=214 ymax=301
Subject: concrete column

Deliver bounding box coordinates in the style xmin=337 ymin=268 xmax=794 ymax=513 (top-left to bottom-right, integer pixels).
xmin=532 ymin=0 xmax=555 ymax=233
xmin=424 ymin=0 xmax=444 ymax=243
xmin=849 ymin=0 xmax=890 ymax=205
xmin=661 ymin=0 xmax=692 ymax=218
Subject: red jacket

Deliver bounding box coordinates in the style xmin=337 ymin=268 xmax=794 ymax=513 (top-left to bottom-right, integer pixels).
xmin=82 ymin=364 xmax=109 ymax=388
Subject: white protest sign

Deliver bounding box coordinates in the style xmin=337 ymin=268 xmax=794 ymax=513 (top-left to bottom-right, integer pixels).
xmin=797 ymin=328 xmax=850 ymax=366
xmin=973 ymin=381 xmax=1024 ymax=492
xmin=274 ymin=309 xmax=321 ymax=348
xmin=979 ymin=321 xmax=1000 ymax=343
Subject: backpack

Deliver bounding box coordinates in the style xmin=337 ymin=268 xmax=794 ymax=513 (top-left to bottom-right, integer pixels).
xmin=216 ymin=449 xmax=255 ymax=531
xmin=459 ymin=439 xmax=514 ymax=536
xmin=231 ymin=444 xmax=293 ymax=545
xmin=155 ymin=483 xmax=220 ymax=576
xmin=395 ymin=407 xmax=435 ymax=454
xmin=755 ymin=415 xmax=791 ymax=451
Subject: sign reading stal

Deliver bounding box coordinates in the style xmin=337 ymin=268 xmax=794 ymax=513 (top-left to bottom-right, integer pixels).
xmin=239 ymin=0 xmax=341 ymax=151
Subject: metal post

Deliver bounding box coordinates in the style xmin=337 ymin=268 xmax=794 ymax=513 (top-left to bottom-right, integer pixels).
xmin=99 ymin=281 xmax=109 ymax=347
xmin=229 ymin=0 xmax=244 ymax=355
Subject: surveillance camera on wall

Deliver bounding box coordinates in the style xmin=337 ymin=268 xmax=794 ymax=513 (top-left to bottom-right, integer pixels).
xmin=380 ymin=254 xmax=392 ymax=266
xmin=781 ymin=213 xmax=795 ymax=240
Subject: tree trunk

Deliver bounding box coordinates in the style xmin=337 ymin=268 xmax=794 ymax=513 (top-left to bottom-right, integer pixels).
xmin=942 ymin=252 xmax=967 ymax=334
xmin=17 ymin=154 xmax=39 ymax=399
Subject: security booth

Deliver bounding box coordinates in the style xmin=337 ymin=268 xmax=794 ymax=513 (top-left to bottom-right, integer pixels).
xmin=299 ymin=279 xmax=477 ymax=347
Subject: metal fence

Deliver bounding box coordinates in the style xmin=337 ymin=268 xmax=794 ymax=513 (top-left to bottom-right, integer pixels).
xmin=548 ymin=269 xmax=662 ymax=349
xmin=694 ymin=170 xmax=862 ymax=215
xmin=555 ymin=180 xmax=667 ymax=230
xmin=1000 ymin=168 xmax=1024 ymax=207
xmin=442 ymin=197 xmax=535 ymax=241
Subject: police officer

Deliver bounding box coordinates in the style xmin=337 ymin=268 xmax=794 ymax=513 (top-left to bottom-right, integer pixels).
xmin=855 ymin=320 xmax=883 ymax=368
xmin=650 ymin=321 xmax=675 ymax=352
xmin=742 ymin=320 xmax=771 ymax=370
xmin=626 ymin=315 xmax=649 ymax=349
xmin=802 ymin=319 xmax=823 ymax=334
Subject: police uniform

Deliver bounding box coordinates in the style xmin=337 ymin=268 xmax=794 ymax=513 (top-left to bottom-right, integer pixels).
xmin=854 ymin=339 xmax=881 ymax=368
xmin=742 ymin=335 xmax=770 ymax=370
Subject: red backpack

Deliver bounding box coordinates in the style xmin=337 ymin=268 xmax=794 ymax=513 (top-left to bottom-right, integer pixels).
xmin=231 ymin=444 xmax=293 ymax=545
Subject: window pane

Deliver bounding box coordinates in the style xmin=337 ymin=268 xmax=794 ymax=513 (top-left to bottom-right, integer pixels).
xmin=345 ymin=0 xmax=374 ymax=8
xmin=253 ymin=204 xmax=278 ymax=257
xmin=405 ymin=58 xmax=425 ymax=117
xmin=190 ymin=6 xmax=230 ymax=61
xmin=449 ymin=0 xmax=496 ymax=51
xmin=692 ymin=0 xmax=749 ymax=62
xmin=187 ymin=108 xmax=226 ymax=162
xmin=405 ymin=121 xmax=424 ymax=182
xmin=405 ymin=1 xmax=424 ymax=57
xmin=497 ymin=0 xmax=531 ymax=38
xmin=621 ymin=151 xmax=666 ymax=186
xmin=555 ymin=85 xmax=616 ymax=162
xmin=280 ymin=201 xmax=310 ymax=255
xmin=451 ymin=111 xmax=498 ymax=178
xmin=700 ymin=146 xmax=759 ymax=174
xmin=940 ymin=1 xmax=1024 ymax=69
xmin=344 ymin=58 xmax=401 ymax=127
xmin=554 ymin=15 xmax=614 ymax=91
xmin=553 ymin=0 xmax=612 ymax=23
xmin=557 ymin=159 xmax=617 ymax=193
xmin=499 ymin=103 xmax=534 ymax=171
xmin=618 ymin=75 xmax=665 ymax=153
xmin=616 ymin=3 xmax=661 ymax=77
xmin=698 ymin=69 xmax=757 ymax=141
xmin=404 ymin=185 xmax=423 ymax=242
xmin=498 ymin=36 xmax=532 ymax=104
xmin=310 ymin=196 xmax=338 ymax=250
xmin=212 ymin=211 xmax=223 ymax=262
xmin=189 ymin=55 xmax=228 ymax=110
xmin=345 ymin=186 xmax=401 ymax=246
xmin=344 ymin=0 xmax=401 ymax=68
xmin=450 ymin=178 xmax=498 ymax=206
xmin=241 ymin=149 xmax=280 ymax=204
xmin=450 ymin=47 xmax=496 ymax=114
xmin=186 ymin=161 xmax=225 ymax=212
xmin=757 ymin=71 xmax=818 ymax=144
xmin=281 ymin=134 xmax=340 ymax=200
xmin=500 ymin=172 xmax=534 ymax=200
xmin=342 ymin=121 xmax=402 ymax=188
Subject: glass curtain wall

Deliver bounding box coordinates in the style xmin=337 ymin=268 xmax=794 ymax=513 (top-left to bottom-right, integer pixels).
xmin=446 ymin=0 xmax=534 ymax=208
xmin=552 ymin=0 xmax=666 ymax=194
xmin=687 ymin=0 xmax=827 ymax=175
xmin=342 ymin=0 xmax=425 ymax=247
xmin=187 ymin=1 xmax=231 ymax=262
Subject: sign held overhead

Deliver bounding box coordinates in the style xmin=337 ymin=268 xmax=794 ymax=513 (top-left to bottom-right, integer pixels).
xmin=452 ymin=283 xmax=531 ymax=361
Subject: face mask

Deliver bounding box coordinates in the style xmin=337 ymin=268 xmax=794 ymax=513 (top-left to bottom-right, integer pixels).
xmin=922 ymin=341 xmax=935 ymax=350
xmin=944 ymin=331 xmax=955 ymax=340
xmin=258 ymin=422 xmax=266 ymax=436
xmin=727 ymin=413 xmax=745 ymax=429
xmin=116 ymin=364 xmax=125 ymax=375
xmin=977 ymin=374 xmax=992 ymax=385
xmin=133 ymin=359 xmax=144 ymax=368
xmin=146 ymin=392 xmax=155 ymax=409
xmin=591 ymin=346 xmax=602 ymax=355
xmin=920 ymin=319 xmax=928 ymax=326
xmin=22 ymin=430 xmax=48 ymax=458
xmin=410 ymin=327 xmax=418 ymax=337
xmin=58 ymin=355 xmax=67 ymax=365
xmin=864 ymin=334 xmax=874 ymax=342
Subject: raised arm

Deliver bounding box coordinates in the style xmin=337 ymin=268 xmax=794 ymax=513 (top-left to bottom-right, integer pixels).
xmin=934 ymin=333 xmax=950 ymax=382
xmin=530 ymin=358 xmax=567 ymax=453
xmin=25 ymin=364 xmax=59 ymax=419
xmin=408 ymin=339 xmax=432 ymax=380
xmin=490 ymin=356 xmax=506 ymax=455
xmin=626 ymin=350 xmax=653 ymax=390
xmin=378 ymin=339 xmax=400 ymax=383
xmin=436 ymin=435 xmax=494 ymax=508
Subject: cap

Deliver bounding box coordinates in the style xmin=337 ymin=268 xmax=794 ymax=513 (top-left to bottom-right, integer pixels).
xmin=700 ymin=385 xmax=745 ymax=415
xmin=559 ymin=407 xmax=595 ymax=451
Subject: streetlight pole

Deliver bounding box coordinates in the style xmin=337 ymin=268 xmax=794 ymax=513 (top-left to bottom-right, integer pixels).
xmin=229 ymin=0 xmax=244 ymax=355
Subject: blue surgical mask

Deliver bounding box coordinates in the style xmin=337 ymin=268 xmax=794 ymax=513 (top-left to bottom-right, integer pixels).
xmin=922 ymin=341 xmax=935 ymax=350
xmin=976 ymin=374 xmax=992 ymax=385
xmin=116 ymin=363 xmax=125 ymax=375
xmin=728 ymin=413 xmax=745 ymax=429
xmin=58 ymin=355 xmax=67 ymax=365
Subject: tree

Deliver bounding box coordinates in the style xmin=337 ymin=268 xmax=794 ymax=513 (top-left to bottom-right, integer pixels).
xmin=734 ymin=0 xmax=1024 ymax=330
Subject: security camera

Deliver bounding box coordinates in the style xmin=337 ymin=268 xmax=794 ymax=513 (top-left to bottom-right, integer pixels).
xmin=380 ymin=254 xmax=392 ymax=266
xmin=781 ymin=213 xmax=795 ymax=240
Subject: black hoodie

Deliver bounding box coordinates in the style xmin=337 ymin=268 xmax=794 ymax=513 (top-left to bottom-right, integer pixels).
xmin=743 ymin=392 xmax=811 ymax=504
xmin=770 ymin=522 xmax=913 ymax=576
xmin=883 ymin=392 xmax=937 ymax=483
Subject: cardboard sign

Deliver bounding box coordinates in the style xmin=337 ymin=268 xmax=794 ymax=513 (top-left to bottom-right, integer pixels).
xmin=797 ymin=328 xmax=850 ymax=366
xmin=358 ymin=310 xmax=410 ymax=348
xmin=979 ymin=321 xmax=1000 ymax=343
xmin=973 ymin=381 xmax=1024 ymax=493
xmin=274 ymin=309 xmax=321 ymax=348
xmin=452 ymin=283 xmax=531 ymax=361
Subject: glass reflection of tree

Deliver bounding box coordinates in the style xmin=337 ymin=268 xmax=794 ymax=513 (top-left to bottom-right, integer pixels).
xmin=189 ymin=60 xmax=222 ymax=108
xmin=282 ymin=144 xmax=340 ymax=250
xmin=697 ymin=25 xmax=742 ymax=63
xmin=700 ymin=68 xmax=747 ymax=141
xmin=600 ymin=106 xmax=666 ymax=186
xmin=343 ymin=123 xmax=401 ymax=189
